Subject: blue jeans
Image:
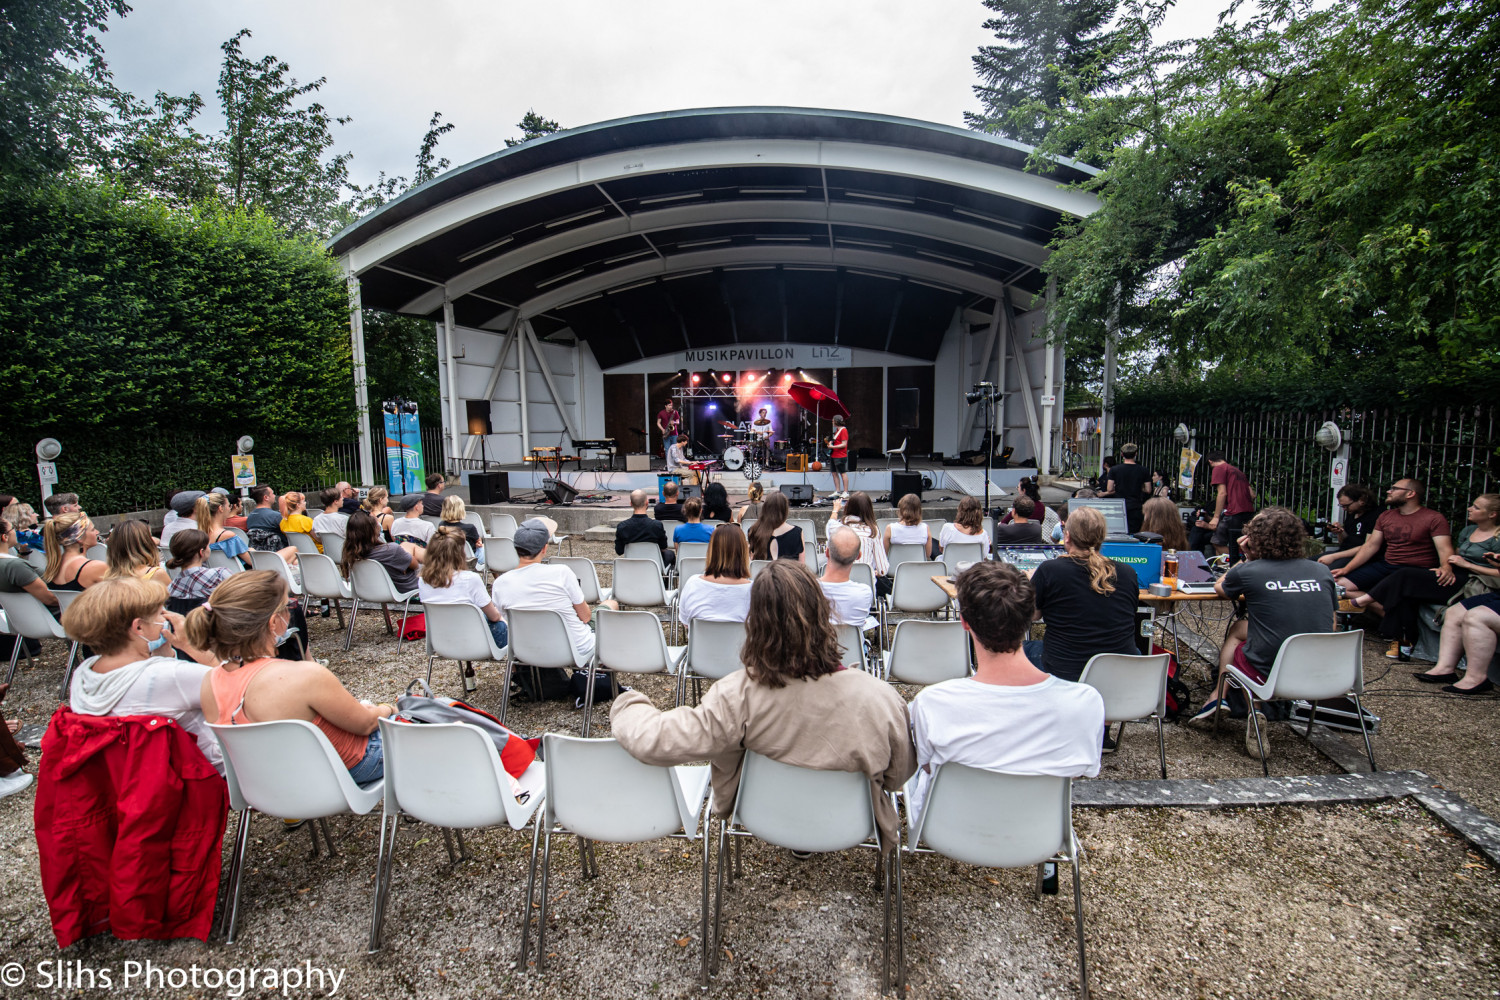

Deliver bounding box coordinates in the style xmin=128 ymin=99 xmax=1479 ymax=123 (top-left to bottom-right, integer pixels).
xmin=347 ymin=728 xmax=384 ymax=785
xmin=1023 ymin=639 xmax=1045 ymax=670
xmin=489 ymin=617 xmax=509 ymax=649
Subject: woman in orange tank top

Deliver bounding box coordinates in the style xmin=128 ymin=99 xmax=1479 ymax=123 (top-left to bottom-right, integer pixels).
xmin=190 ymin=570 xmax=394 ymax=782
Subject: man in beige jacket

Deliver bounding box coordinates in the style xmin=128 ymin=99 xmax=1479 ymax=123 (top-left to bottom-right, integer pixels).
xmin=611 ymin=560 xmax=914 ymax=850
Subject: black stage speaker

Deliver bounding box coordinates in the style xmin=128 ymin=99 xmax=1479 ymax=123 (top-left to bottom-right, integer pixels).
xmin=681 ymin=482 xmax=702 ymax=499
xmin=782 ymin=483 xmax=815 ymax=505
xmin=890 ymin=471 xmax=923 ymax=505
xmin=465 ymin=400 xmax=493 ymax=436
xmin=893 ymin=388 xmax=920 ymax=429
xmin=542 ymin=478 xmax=579 ymax=505
xmin=469 ymin=471 xmax=509 ymax=505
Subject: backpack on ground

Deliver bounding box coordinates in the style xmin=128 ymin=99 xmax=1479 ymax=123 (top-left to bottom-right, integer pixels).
xmin=394 ymin=678 xmax=538 ymax=776
xmin=1152 ymin=644 xmax=1194 ymax=722
xmin=508 ymin=664 xmax=574 ymax=704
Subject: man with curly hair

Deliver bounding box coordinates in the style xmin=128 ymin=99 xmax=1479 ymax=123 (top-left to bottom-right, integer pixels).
xmin=1190 ymin=508 xmax=1338 ymax=756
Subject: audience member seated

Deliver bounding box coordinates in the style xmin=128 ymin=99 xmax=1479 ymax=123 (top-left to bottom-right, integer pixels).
xmin=1332 ymin=477 xmax=1452 ymax=605
xmin=615 ymin=489 xmax=675 ymax=568
xmin=1317 ymin=484 xmax=1380 ymax=569
xmin=0 ymin=517 xmax=60 ymax=609
xmin=224 ymin=495 xmax=249 ymax=532
xmin=654 ymin=481 xmax=685 ymax=522
xmin=734 ymin=481 xmax=765 ymax=524
xmin=493 ymin=518 xmax=617 ymax=668
xmin=748 ymin=491 xmax=805 ymax=563
xmin=311 ymin=487 xmax=348 ymax=545
xmin=159 ymin=491 xmax=204 ymax=545
xmin=993 ymin=495 xmax=1044 ymax=546
xmin=340 ymin=510 xmax=422 ymax=593
xmin=1150 ymin=469 xmax=1175 ymax=500
xmin=103 ymin=519 xmax=170 ymax=587
xmin=1353 ymin=494 xmax=1500 ymax=661
xmin=13 ymin=503 xmax=42 ymax=552
xmin=63 ymin=576 xmax=221 ymax=769
xmin=1051 ymin=502 xmax=1068 ymax=543
xmin=907 ymin=560 xmax=1104 ymax=822
xmin=997 ymin=479 xmax=1060 ymax=540
xmin=672 ymin=498 xmax=715 ymax=552
xmin=164 ymin=530 xmax=234 ymax=616
xmin=195 ymin=492 xmax=251 ymax=570
xmin=677 ymin=523 xmax=753 ymax=631
xmin=335 ymin=481 xmax=361 ymax=516
xmin=363 ymin=486 xmax=397 ymax=539
xmin=883 ymin=492 xmax=934 ymax=557
xmin=391 ymin=494 xmax=436 ymax=546
xmin=938 ymin=496 xmax=992 ymax=558
xmin=701 ymin=481 xmax=734 ymax=523
xmin=819 ymin=527 xmax=875 ymax=626
xmin=195 ymin=571 xmax=393 ymax=783
xmin=1190 ymin=508 xmax=1337 ymax=748
xmin=420 ymin=473 xmax=447 ymax=517
xmin=830 ymin=491 xmax=890 ymax=595
xmin=43 ymin=513 xmax=106 ymax=591
xmin=1141 ymin=496 xmax=1189 ymax=552
xmin=43 ymin=492 xmax=81 ymax=519
xmin=1417 ymin=569 xmax=1500 ymax=694
xmin=439 ymin=496 xmax=484 ymax=566
xmin=244 ymin=485 xmax=287 ymax=552
xmin=279 ymin=491 xmax=317 ymax=547
xmin=611 ymin=559 xmax=915 ymax=851
xmin=1024 ymin=506 xmax=1138 ymax=683
xmin=419 ymin=527 xmax=507 ymax=649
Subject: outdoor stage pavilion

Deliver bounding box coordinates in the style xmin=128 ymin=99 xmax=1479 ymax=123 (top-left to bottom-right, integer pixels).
xmin=329 ymin=107 xmax=1101 ymax=498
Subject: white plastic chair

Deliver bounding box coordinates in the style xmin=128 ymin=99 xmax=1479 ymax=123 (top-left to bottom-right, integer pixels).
xmin=714 ymin=752 xmax=899 ymax=991
xmin=881 ymin=619 xmax=970 ymax=686
xmin=463 ymin=511 xmax=486 ymax=532
xmin=321 ymin=534 xmax=345 ymax=563
xmin=739 ymin=518 xmax=756 ymax=537
xmin=581 ymin=608 xmax=685 ymax=736
xmin=1079 ymin=652 xmax=1171 ymax=779
xmin=368 ymin=717 xmax=544 ymax=952
xmin=675 ymin=556 xmax=707 ymax=589
xmin=300 ymin=553 xmax=352 ymax=628
xmin=345 ymin=560 xmax=420 ymax=652
xmin=286 ymin=532 xmax=320 ymax=555
xmin=904 ymin=765 xmax=1086 ymax=999
xmin=549 ymin=555 xmax=611 ymax=604
xmin=23 ymin=548 xmax=47 ymax=573
xmin=84 ymin=542 xmax=107 ymax=562
xmin=420 ymin=515 xmax=442 ymax=526
xmin=622 ymin=540 xmax=670 ymax=582
xmin=679 ymin=618 xmax=747 ymax=705
xmin=882 ymin=561 xmax=951 ymax=634
xmin=876 ymin=518 xmax=900 ymax=538
xmin=612 ymin=557 xmax=679 ymax=638
xmin=887 ymin=542 xmax=928 ymax=573
xmin=0 ymin=590 xmax=80 ymax=692
xmin=850 ymin=562 xmax=881 ymax=610
xmin=835 ymin=622 xmax=867 ymax=671
xmin=748 ymin=559 xmax=772 ymax=579
xmin=484 ymin=536 xmax=520 ymax=575
xmin=423 ymin=601 xmax=509 ymax=693
xmin=521 ymin=736 xmax=712 ymax=978
xmin=884 ymin=437 xmax=907 ymax=469
xmin=224 ymin=525 xmax=249 ymax=543
xmin=206 ymin=548 xmax=245 ymax=573
xmin=940 ymin=541 xmax=985 ymax=576
xmin=248 ymin=549 xmax=302 ymax=596
xmin=676 ymin=541 xmax=710 ymax=561
xmin=501 ymin=608 xmax=580 ymax=724
xmin=1217 ymin=630 xmax=1375 ymax=775
xmin=489 ymin=513 xmax=518 ymax=538
xmin=209 ymin=719 xmax=384 ymax=943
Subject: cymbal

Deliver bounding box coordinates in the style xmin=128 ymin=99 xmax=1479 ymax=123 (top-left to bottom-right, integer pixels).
xmin=717 ymin=434 xmax=735 ymax=439
xmin=719 ymin=421 xmax=737 ymax=429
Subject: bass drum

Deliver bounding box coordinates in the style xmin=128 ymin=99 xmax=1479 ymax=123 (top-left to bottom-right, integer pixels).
xmin=721 ymin=445 xmax=746 ymax=471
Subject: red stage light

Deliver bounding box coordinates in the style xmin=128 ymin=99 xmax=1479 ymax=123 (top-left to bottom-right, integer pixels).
xmin=721 ymin=373 xmax=732 ymax=383
xmin=691 ymin=373 xmax=701 ymax=384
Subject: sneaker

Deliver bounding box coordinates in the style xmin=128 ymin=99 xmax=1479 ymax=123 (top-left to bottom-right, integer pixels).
xmin=1385 ymin=641 xmax=1410 ymax=661
xmin=1245 ymin=711 xmax=1269 ymax=759
xmin=0 ymin=770 xmax=33 ymax=800
xmin=1337 ymin=598 xmax=1361 ymax=614
xmin=282 ymin=818 xmax=308 ymax=831
xmin=1189 ymin=698 xmax=1227 ymax=724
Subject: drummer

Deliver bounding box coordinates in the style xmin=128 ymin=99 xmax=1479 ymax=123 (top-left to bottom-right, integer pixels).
xmin=750 ymin=408 xmax=773 ymax=460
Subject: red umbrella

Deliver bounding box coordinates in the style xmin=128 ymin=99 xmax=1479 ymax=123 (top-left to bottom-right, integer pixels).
xmin=786 ymin=381 xmax=849 ymax=420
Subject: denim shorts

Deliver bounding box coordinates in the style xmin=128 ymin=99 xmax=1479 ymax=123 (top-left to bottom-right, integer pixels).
xmin=347 ymin=728 xmax=384 ymax=785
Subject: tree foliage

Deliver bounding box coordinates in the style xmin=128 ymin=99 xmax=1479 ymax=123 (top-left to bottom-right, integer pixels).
xmin=1031 ymin=0 xmax=1500 ymax=396
xmin=505 ymin=110 xmax=562 ymax=147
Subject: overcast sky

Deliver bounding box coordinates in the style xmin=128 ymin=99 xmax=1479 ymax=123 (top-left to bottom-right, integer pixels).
xmin=99 ymin=1 xmax=1229 ymax=190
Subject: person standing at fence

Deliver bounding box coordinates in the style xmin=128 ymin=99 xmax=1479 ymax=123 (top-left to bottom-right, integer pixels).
xmin=1195 ymin=451 xmax=1255 ymax=556
xmin=1103 ymin=443 xmax=1152 ymax=534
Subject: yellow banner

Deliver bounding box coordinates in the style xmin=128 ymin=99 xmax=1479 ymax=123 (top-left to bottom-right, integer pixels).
xmin=1178 ymin=448 xmax=1201 ymax=490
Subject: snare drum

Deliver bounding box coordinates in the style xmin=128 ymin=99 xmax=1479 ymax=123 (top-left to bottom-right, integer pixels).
xmin=721 ymin=445 xmax=746 ymax=471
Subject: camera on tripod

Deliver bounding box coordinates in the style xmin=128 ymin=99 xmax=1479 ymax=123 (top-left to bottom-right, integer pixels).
xmin=965 ymin=382 xmax=1001 ymax=404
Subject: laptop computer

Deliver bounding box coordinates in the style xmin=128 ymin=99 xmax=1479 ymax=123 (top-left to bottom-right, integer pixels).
xmin=994 ymin=544 xmax=1066 ymax=576
xmin=1068 ymin=497 xmax=1129 ymax=537
xmin=1175 ymin=551 xmax=1214 ymax=583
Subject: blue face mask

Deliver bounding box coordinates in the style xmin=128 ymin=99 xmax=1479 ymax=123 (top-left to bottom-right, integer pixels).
xmin=145 ymin=620 xmax=170 ymax=654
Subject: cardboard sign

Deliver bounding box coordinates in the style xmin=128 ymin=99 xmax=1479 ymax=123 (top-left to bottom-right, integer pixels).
xmin=232 ymin=455 xmax=257 ymax=488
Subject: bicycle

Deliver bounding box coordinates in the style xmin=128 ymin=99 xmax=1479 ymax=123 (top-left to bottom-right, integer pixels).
xmin=1059 ymin=440 xmax=1085 ymax=479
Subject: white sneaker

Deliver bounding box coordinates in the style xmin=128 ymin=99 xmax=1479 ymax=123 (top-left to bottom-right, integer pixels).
xmin=0 ymin=770 xmax=34 ymax=800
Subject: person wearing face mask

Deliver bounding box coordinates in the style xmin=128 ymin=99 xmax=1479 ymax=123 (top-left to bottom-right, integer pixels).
xmin=62 ymin=576 xmax=223 ymax=771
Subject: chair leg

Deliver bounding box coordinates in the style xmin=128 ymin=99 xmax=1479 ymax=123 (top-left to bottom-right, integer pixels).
xmin=711 ymin=822 xmax=730 ymax=976
xmin=1303 ymin=700 xmax=1318 ymax=740
xmin=343 ymin=599 xmax=360 ymax=651
xmin=333 ymin=599 xmax=346 ymax=629
xmin=499 ymin=657 xmax=514 ymax=725
xmin=6 ymin=640 xmax=20 ymax=685
xmin=223 ymin=808 xmax=254 ymax=943
xmin=894 ymin=845 xmax=906 ymax=994
xmin=59 ymin=641 xmax=81 ymax=698
xmin=700 ymin=814 xmax=712 ymax=985
xmin=880 ymin=850 xmax=892 ymax=994
xmin=442 ymin=827 xmax=458 ymax=865
xmin=395 ymin=601 xmax=413 ymax=654
xmin=1155 ymin=714 xmax=1167 ymax=780
xmin=536 ymin=824 xmax=555 ymax=970
xmin=367 ymin=810 xmax=398 ymax=953
xmin=518 ymin=809 xmax=545 ymax=968
xmin=455 ymin=828 xmax=469 ymax=862
xmin=581 ymin=658 xmax=600 ymax=738
xmin=1246 ymin=695 xmax=1269 ymax=777
xmin=1352 ymin=692 xmax=1378 ymax=772
xmin=733 ymin=828 xmax=744 ymax=879
xmin=425 ymin=653 xmax=436 ymax=687
xmin=1071 ymin=849 xmax=1090 ymax=1000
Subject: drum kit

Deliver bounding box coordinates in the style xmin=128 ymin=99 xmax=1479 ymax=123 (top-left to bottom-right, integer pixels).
xmin=715 ymin=420 xmax=773 ymax=479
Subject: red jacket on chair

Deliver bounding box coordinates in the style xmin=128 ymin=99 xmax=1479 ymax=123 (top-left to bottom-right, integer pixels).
xmin=33 ymin=708 xmax=228 ymax=948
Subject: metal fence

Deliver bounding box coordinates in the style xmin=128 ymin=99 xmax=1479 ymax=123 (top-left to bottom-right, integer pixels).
xmin=1115 ymin=404 xmax=1499 ymax=528
xmin=329 ymin=423 xmax=447 ymax=491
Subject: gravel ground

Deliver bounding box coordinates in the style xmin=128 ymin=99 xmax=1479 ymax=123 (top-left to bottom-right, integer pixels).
xmin=1 ymin=543 xmax=1498 ymax=998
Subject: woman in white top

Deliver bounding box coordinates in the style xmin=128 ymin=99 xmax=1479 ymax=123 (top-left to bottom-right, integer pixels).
xmin=418 ymin=527 xmax=506 ymax=648
xmin=677 ymin=524 xmax=754 ymax=632
xmin=938 ymin=496 xmax=992 ymax=557
xmin=884 ymin=492 xmax=933 ymax=557
xmin=62 ymin=575 xmax=223 ymax=771
xmin=830 ymin=492 xmax=890 ymax=595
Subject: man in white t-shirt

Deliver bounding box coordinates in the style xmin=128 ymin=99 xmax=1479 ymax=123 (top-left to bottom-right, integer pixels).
xmin=390 ymin=494 xmax=435 ymax=545
xmin=820 ymin=527 xmax=874 ymax=626
xmin=311 ymin=487 xmax=350 ymax=541
xmin=908 ymin=560 xmax=1104 ymax=828
xmin=491 ymin=517 xmax=618 ymax=667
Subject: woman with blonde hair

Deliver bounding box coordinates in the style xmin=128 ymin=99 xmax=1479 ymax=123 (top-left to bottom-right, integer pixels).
xmin=1141 ymin=497 xmax=1189 ymax=552
xmin=734 ymin=481 xmax=765 ymax=525
xmin=883 ymin=492 xmax=933 ymax=558
xmin=279 ymin=492 xmax=318 ymax=550
xmin=418 ymin=527 xmax=506 ymax=647
xmin=103 ymin=519 xmax=170 ymax=587
xmin=194 ymin=492 xmax=252 ymax=570
xmin=362 ymin=486 xmax=396 ymax=539
xmin=938 ymin=496 xmax=991 ymax=557
xmin=746 ymin=491 xmax=804 ymax=562
xmin=1024 ymin=506 xmax=1140 ymax=682
xmin=193 ymin=571 xmax=394 ymax=782
xmin=43 ymin=512 xmax=106 ymax=591
xmin=439 ymin=495 xmax=484 ymax=567
xmin=63 ymin=575 xmax=221 ymax=768
xmin=676 ymin=523 xmax=753 ymax=631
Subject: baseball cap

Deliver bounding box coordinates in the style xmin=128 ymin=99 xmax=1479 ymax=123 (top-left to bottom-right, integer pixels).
xmin=512 ymin=516 xmax=559 ymax=557
xmin=170 ymin=490 xmax=206 ymax=515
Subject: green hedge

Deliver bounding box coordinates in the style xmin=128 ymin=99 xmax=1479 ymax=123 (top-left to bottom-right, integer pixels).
xmin=0 ymin=179 xmax=354 ymax=511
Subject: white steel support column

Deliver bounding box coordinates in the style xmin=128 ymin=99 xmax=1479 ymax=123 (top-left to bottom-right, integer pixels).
xmin=443 ymin=294 xmax=460 ymax=471
xmin=1041 ymin=277 xmax=1058 ymax=475
xmin=522 ymin=320 xmax=580 ymax=441
xmin=348 ymin=274 xmax=375 ymax=487
xmin=1101 ymin=287 xmax=1120 ymax=473
xmin=1001 ymin=290 xmax=1043 ymax=465
xmin=461 ymin=313 xmax=523 ymax=461
xmin=881 ymin=367 xmax=889 ymax=452
xmin=517 ymin=320 xmax=530 ymax=454
xmin=962 ymin=298 xmax=1003 ymax=445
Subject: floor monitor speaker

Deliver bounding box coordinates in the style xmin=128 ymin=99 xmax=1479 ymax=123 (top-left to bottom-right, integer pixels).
xmin=782 ymin=483 xmax=815 ymax=505
xmin=542 ymin=478 xmax=579 ymax=505
xmin=890 ymin=471 xmax=924 ymax=505
xmin=469 ymin=471 xmax=509 ymax=505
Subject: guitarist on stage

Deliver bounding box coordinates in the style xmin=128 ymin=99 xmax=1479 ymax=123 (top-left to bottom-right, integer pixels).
xmin=825 ymin=414 xmax=850 ymax=499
